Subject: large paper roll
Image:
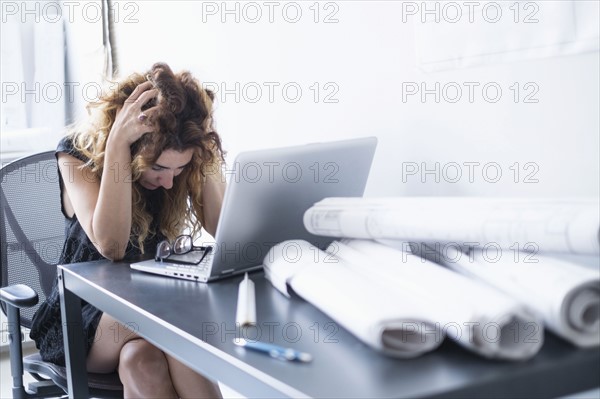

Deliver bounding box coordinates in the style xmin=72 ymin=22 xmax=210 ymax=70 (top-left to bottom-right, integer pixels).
xmin=337 ymin=239 xmax=544 ymax=360
xmin=264 ymin=240 xmax=443 ymax=358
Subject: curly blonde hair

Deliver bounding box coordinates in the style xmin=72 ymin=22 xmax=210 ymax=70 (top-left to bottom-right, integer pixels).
xmin=68 ymin=62 xmax=225 ymax=252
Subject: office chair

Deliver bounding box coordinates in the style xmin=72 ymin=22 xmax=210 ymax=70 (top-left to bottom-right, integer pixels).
xmin=0 ymin=151 xmax=123 ymax=398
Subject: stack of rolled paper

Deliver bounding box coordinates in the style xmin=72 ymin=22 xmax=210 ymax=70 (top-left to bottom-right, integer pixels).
xmin=264 ymin=239 xmax=544 ymax=360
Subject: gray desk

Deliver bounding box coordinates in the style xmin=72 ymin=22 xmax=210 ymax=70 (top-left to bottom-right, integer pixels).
xmin=59 ymin=260 xmax=600 ymax=398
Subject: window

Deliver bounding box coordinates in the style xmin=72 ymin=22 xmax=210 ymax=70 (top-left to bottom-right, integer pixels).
xmin=1 ymin=0 xmax=111 ymax=162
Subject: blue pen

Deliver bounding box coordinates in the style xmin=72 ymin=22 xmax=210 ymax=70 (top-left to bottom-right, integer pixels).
xmin=233 ymin=338 xmax=313 ymax=363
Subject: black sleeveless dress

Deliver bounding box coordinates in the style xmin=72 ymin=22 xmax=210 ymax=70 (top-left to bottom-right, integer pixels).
xmin=29 ymin=136 xmax=165 ymax=366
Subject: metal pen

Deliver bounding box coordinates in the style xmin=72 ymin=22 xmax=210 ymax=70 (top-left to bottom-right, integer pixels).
xmin=233 ymin=338 xmax=313 ymax=363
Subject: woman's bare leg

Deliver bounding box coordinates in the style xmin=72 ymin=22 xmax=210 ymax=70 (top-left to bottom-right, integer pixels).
xmin=86 ymin=314 xmax=177 ymax=398
xmin=165 ymin=354 xmax=223 ymax=399
xmin=118 ymin=339 xmax=177 ymax=398
xmin=86 ymin=313 xmax=141 ymax=373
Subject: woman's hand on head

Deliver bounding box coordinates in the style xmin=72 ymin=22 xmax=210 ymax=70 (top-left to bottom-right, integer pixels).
xmin=108 ymin=81 xmax=159 ymax=147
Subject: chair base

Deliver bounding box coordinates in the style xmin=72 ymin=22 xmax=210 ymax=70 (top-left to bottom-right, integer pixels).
xmin=24 ymin=353 xmax=123 ymax=398
xmin=16 ymin=379 xmax=66 ymax=399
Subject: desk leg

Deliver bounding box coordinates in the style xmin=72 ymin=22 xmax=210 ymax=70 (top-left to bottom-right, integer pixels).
xmin=58 ymin=269 xmax=90 ymax=399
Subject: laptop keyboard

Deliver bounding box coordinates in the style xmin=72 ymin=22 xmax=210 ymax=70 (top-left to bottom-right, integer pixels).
xmin=164 ymin=252 xmax=213 ymax=277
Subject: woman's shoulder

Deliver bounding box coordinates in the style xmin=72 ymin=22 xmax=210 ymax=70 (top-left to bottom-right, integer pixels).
xmin=56 ymin=134 xmax=89 ymax=163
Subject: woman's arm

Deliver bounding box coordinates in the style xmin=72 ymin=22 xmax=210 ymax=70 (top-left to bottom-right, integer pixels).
xmin=58 ymin=148 xmax=131 ymax=260
xmin=59 ymin=82 xmax=158 ymax=260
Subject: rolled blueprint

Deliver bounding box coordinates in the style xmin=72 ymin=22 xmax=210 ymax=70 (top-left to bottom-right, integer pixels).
xmin=263 ymin=240 xmax=443 ymax=358
xmin=436 ymin=246 xmax=600 ymax=348
xmin=335 ymin=239 xmax=544 ymax=360
xmin=303 ymin=197 xmax=600 ymax=255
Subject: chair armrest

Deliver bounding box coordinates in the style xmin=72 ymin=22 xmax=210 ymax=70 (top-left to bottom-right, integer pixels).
xmin=0 ymin=284 xmax=38 ymax=308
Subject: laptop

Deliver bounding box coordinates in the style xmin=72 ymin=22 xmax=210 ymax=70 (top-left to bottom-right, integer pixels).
xmin=130 ymin=136 xmax=378 ymax=282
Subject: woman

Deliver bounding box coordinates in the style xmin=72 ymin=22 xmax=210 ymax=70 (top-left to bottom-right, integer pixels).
xmin=30 ymin=62 xmax=226 ymax=398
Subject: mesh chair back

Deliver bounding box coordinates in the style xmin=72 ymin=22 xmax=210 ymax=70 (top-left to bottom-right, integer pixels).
xmin=0 ymin=151 xmax=65 ymax=328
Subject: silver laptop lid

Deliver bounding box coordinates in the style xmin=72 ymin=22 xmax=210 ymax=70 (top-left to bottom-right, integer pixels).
xmin=206 ymin=136 xmax=378 ymax=280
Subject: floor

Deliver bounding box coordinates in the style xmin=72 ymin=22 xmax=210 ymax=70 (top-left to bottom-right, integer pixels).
xmin=0 ymin=345 xmax=245 ymax=399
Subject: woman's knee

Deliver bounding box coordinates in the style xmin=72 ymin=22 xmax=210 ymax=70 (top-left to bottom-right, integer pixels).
xmin=118 ymin=339 xmax=170 ymax=379
xmin=87 ymin=314 xmax=141 ymax=373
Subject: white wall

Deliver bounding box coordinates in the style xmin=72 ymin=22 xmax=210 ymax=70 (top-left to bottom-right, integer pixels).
xmin=107 ymin=1 xmax=599 ymax=199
